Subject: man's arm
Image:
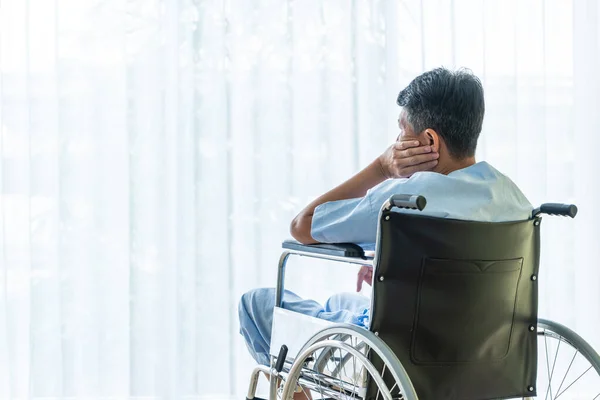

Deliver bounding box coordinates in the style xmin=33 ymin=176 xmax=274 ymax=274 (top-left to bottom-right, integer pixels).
xmin=290 ymin=158 xmax=388 ymax=244
xmin=290 ymin=140 xmax=438 ymax=244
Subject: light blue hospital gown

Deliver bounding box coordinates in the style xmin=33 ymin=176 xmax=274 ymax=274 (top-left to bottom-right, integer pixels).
xmin=239 ymin=162 xmax=533 ymax=365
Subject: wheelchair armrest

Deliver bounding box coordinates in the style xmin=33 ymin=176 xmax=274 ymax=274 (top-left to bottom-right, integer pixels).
xmin=276 ymin=241 xmax=369 ymax=307
xmin=282 ymin=240 xmax=366 ymax=258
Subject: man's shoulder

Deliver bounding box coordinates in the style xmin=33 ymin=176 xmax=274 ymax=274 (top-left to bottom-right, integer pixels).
xmin=366 ymin=171 xmax=447 ymax=205
xmin=368 ymin=161 xmax=514 ymax=196
xmin=367 ymin=161 xmax=524 ymax=200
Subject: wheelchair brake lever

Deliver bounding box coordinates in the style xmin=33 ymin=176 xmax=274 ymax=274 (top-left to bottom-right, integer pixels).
xmin=274 ymin=345 xmax=288 ymax=373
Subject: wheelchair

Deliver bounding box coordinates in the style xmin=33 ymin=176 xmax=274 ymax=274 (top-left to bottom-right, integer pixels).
xmin=245 ymin=195 xmax=600 ymax=400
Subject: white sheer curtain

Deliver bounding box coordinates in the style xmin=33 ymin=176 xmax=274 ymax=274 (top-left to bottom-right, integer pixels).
xmin=1 ymin=0 xmax=598 ymax=398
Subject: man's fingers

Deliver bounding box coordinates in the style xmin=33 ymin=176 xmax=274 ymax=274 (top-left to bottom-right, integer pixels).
xmin=396 ymin=145 xmax=433 ymax=157
xmin=393 ymin=151 xmax=439 ymax=168
xmin=357 ymin=266 xmax=372 ymax=292
xmin=357 ymin=273 xmax=365 ymax=292
xmin=393 ymin=140 xmax=421 ymax=151
xmin=356 ymin=267 xmax=366 ymax=292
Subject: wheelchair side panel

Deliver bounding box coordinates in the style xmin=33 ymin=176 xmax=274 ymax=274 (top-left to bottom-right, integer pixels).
xmin=270 ymin=307 xmax=335 ymax=361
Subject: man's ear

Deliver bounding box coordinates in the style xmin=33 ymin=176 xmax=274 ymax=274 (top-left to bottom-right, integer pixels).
xmin=423 ymin=129 xmax=440 ymax=152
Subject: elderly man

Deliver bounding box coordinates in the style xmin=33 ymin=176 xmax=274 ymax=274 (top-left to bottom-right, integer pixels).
xmin=239 ymin=67 xmax=532 ymax=368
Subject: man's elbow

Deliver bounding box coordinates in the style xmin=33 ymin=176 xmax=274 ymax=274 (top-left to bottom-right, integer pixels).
xmin=290 ymin=214 xmax=318 ymax=245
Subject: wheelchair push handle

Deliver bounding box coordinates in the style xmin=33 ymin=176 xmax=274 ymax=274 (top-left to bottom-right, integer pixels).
xmin=385 ymin=194 xmax=427 ymax=211
xmin=533 ymin=203 xmax=578 ymax=218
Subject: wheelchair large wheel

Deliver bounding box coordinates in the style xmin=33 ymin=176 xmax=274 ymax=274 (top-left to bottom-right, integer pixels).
xmin=280 ymin=325 xmax=418 ymax=400
xmin=533 ymin=318 xmax=600 ymax=399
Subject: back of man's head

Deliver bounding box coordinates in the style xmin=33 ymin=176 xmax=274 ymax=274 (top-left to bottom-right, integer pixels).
xmin=396 ymin=68 xmax=485 ymax=159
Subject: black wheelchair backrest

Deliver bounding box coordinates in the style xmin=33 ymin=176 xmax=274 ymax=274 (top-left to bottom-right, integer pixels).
xmin=367 ymin=210 xmax=541 ymax=400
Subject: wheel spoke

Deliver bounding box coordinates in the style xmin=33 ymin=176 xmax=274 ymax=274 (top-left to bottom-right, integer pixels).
xmin=324 ymin=347 xmax=333 ymax=377
xmin=554 ymin=366 xmax=593 ymax=399
xmin=553 ymin=348 xmax=578 ymax=398
xmin=351 ymin=342 xmax=357 ymax=399
xmin=548 ymin=336 xmax=561 ymax=398
xmin=299 ymin=382 xmax=311 ymax=399
xmin=544 ymin=332 xmax=554 ymax=400
xmin=308 ymin=368 xmax=325 ymax=399
xmin=336 ymin=346 xmax=344 ymax=397
xmin=376 ymin=363 xmax=387 ymax=400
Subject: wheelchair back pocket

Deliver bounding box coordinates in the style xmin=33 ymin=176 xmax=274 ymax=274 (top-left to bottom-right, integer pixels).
xmin=411 ymin=257 xmax=523 ymax=364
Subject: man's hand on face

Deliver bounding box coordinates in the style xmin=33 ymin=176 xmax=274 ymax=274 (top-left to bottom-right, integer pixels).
xmin=356 ymin=265 xmax=373 ymax=292
xmin=378 ymin=140 xmax=439 ymax=179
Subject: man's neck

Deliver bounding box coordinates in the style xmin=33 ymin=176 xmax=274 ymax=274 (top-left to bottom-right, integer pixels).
xmin=434 ymin=157 xmax=477 ymax=175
